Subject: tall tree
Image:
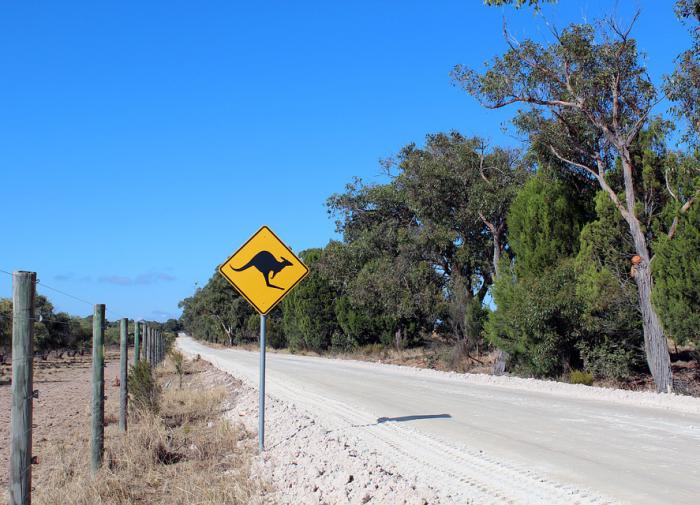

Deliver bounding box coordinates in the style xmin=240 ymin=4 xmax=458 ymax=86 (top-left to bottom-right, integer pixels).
xmin=487 ymin=171 xmax=588 ymax=376
xmin=653 ymin=201 xmax=700 ymax=346
xmin=454 ymin=17 xmax=699 ymax=391
xmin=507 ymin=172 xmax=587 ymax=276
xmin=282 ymin=248 xmax=339 ymax=352
xmin=179 ymin=272 xmax=255 ymax=345
xmin=666 ymin=2 xmax=700 ymax=144
xmin=575 ymin=191 xmax=645 ymax=380
xmin=325 ymin=180 xmax=443 ymax=349
xmin=327 ymin=134 xmax=526 ymax=354
xmin=394 ymin=132 xmax=527 ymax=366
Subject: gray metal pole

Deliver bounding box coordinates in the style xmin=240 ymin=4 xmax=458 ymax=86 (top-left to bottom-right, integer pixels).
xmin=9 ymin=271 xmax=35 ymax=505
xmin=119 ymin=318 xmax=128 ymax=432
xmin=134 ymin=320 xmax=140 ymax=364
xmin=259 ymin=314 xmax=266 ymax=452
xmin=91 ymin=304 xmax=105 ymax=472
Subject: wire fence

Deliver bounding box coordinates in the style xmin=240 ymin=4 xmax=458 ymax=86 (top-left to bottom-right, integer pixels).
xmin=0 ymin=267 xmax=133 ymax=321
xmin=4 ymin=269 xmax=168 ymax=502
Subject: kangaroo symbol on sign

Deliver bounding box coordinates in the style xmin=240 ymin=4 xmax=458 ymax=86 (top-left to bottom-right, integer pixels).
xmin=231 ymin=250 xmax=292 ymax=290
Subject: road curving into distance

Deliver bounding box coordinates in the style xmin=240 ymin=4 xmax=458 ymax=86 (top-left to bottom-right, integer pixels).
xmin=178 ymin=335 xmax=700 ymax=505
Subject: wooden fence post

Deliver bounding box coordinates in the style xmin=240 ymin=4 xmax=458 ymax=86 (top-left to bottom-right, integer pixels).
xmin=119 ymin=318 xmax=128 ymax=432
xmin=9 ymin=271 xmax=36 ymax=505
xmin=155 ymin=331 xmax=159 ymax=364
xmin=91 ymin=304 xmax=105 ymax=472
xmin=134 ymin=320 xmax=140 ymax=364
xmin=144 ymin=325 xmax=149 ymax=365
xmin=155 ymin=329 xmax=159 ymax=365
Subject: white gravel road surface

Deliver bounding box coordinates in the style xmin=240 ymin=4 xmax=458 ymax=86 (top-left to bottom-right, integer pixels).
xmin=178 ymin=336 xmax=700 ymax=505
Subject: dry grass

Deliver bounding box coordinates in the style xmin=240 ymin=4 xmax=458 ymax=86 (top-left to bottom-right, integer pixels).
xmin=329 ymin=342 xmax=496 ymax=375
xmin=32 ymin=357 xmax=270 ymax=505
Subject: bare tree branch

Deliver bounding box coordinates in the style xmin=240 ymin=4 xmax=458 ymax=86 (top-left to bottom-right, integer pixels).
xmin=549 ymin=144 xmax=631 ymax=220
xmin=668 ymin=192 xmax=699 ymax=239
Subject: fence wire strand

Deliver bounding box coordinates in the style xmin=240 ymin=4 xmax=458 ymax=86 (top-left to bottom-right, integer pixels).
xmin=0 ymin=267 xmax=132 ymax=320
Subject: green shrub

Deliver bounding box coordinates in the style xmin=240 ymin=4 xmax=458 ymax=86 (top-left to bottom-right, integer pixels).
xmin=577 ymin=341 xmax=638 ymax=381
xmin=569 ymin=370 xmax=594 ymax=386
xmin=653 ymin=202 xmax=700 ymax=346
xmin=330 ymin=331 xmax=357 ymax=353
xmin=486 ymin=259 xmax=582 ymax=377
xmin=170 ymin=349 xmax=185 ymax=389
xmin=129 ymin=361 xmax=161 ymax=414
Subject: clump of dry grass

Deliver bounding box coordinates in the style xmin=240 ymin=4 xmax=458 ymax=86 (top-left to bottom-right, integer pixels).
xmin=33 ymin=358 xmax=269 ymax=505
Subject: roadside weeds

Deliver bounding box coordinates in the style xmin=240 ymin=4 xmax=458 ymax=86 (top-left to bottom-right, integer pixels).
xmin=32 ymin=357 xmax=271 ymax=505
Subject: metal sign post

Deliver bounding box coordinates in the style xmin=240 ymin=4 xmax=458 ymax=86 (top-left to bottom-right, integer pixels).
xmin=259 ymin=314 xmax=266 ymax=452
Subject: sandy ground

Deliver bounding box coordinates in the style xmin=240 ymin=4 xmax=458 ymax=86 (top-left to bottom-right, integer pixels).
xmin=179 ymin=335 xmax=700 ymax=505
xmin=0 ymin=351 xmax=121 ymax=488
xmin=236 ymin=380 xmax=441 ymax=505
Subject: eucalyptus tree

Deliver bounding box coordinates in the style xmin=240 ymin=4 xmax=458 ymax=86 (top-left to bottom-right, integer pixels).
xmin=326 ymin=133 xmax=526 ymax=354
xmin=179 ymin=272 xmax=254 ymax=345
xmin=325 ymin=179 xmax=444 ymax=349
xmin=282 ymin=248 xmax=339 ymax=352
xmin=453 ymin=16 xmax=700 ymax=392
xmin=666 ymin=1 xmax=700 ymax=144
xmin=396 ymin=133 xmax=526 ymax=284
xmin=393 ymin=133 xmax=527 ymax=358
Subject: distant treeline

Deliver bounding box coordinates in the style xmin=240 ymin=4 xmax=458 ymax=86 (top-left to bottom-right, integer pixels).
xmin=181 ymin=3 xmax=700 ymax=392
xmin=0 ymin=295 xmax=182 ymax=355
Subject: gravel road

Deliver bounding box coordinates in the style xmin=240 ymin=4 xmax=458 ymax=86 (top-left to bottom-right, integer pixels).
xmin=178 ymin=336 xmax=700 ymax=505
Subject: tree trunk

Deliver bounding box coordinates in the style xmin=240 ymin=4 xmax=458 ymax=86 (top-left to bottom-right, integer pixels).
xmin=492 ymin=232 xmax=501 ymax=279
xmin=488 ymin=227 xmax=509 ymax=375
xmin=492 ymin=349 xmax=508 ymax=376
xmin=620 ymin=154 xmax=673 ymax=393
xmin=394 ymin=327 xmax=403 ymax=353
xmin=633 ymin=259 xmax=674 ymax=393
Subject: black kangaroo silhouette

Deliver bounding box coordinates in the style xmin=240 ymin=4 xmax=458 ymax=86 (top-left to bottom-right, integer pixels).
xmin=231 ymin=250 xmax=292 ymax=290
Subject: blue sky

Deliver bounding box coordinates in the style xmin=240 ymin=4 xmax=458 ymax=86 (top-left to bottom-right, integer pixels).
xmin=0 ymin=1 xmax=690 ymax=321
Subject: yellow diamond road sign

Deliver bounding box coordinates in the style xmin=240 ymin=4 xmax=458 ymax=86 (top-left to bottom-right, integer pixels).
xmin=218 ymin=226 xmax=309 ymax=315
